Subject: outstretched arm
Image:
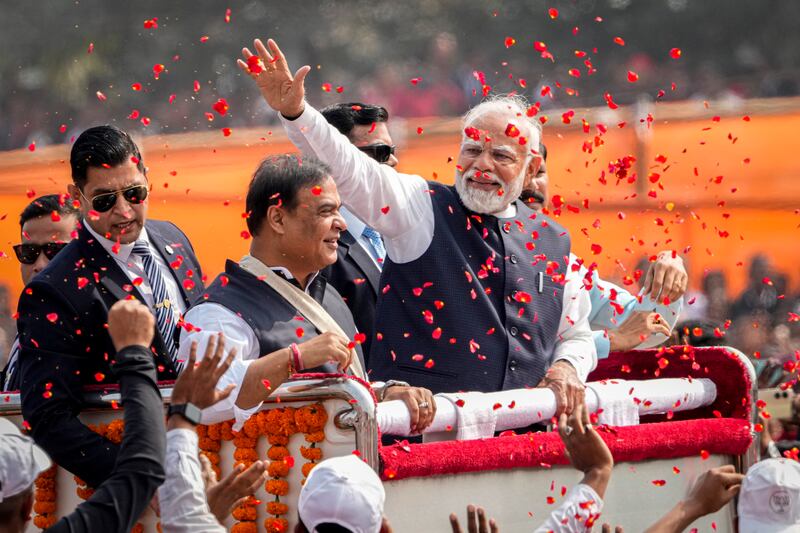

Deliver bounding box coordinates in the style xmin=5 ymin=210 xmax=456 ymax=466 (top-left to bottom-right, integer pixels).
xmin=237 ymin=38 xmax=434 ymax=263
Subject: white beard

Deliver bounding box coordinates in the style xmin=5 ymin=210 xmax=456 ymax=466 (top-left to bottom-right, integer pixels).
xmin=454 ymin=168 xmax=525 ymax=214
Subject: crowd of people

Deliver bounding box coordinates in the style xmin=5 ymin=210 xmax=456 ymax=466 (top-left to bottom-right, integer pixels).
xmin=0 ymin=35 xmax=798 ymax=532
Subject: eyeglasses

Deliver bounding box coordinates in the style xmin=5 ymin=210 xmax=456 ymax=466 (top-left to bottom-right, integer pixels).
xmin=358 ymin=144 xmax=396 ymax=164
xmin=13 ymin=242 xmax=69 ymax=265
xmin=80 ymin=184 xmax=149 ymax=213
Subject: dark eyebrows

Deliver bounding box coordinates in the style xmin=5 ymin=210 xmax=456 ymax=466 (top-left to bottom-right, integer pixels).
xmin=317 ymin=199 xmax=339 ymax=212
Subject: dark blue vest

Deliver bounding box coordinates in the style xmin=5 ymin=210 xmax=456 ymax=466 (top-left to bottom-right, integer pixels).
xmin=198 ymin=260 xmax=364 ymax=372
xmin=368 ymin=183 xmax=571 ymax=393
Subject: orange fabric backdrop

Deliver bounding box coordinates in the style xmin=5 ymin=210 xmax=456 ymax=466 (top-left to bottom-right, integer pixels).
xmin=1 ymin=99 xmax=798 ymax=309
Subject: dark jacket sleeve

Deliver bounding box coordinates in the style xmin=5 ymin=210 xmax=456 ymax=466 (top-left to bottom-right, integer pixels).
xmin=18 ymin=281 xmax=119 ymax=487
xmin=46 ymin=345 xmax=166 ymax=533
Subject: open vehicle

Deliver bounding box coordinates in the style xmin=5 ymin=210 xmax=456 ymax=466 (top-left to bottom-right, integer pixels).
xmin=2 ymin=345 xmax=756 ymax=532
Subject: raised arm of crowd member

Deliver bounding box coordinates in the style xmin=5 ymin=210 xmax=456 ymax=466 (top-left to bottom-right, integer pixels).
xmin=449 ymin=401 xmax=613 ymax=533
xmin=642 ymin=465 xmax=743 ymax=533
xmin=535 ymin=401 xmax=614 ymax=532
xmin=158 ymin=333 xmax=268 ymax=532
xmin=45 ymin=300 xmax=167 ymax=532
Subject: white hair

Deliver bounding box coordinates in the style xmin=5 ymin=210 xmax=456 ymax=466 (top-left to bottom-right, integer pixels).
xmin=461 ymin=94 xmax=542 ymax=153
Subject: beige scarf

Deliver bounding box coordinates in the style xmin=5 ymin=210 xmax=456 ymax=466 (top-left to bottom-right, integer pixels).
xmin=238 ymin=255 xmax=365 ymax=379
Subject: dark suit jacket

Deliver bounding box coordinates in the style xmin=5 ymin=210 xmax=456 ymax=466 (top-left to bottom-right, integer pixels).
xmin=322 ymin=229 xmax=381 ymax=361
xmin=16 ymin=219 xmax=203 ymax=487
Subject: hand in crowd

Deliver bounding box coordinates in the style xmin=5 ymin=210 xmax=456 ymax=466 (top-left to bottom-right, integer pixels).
xmin=609 ymin=311 xmax=673 ymax=351
xmin=558 ymin=400 xmax=614 ymax=499
xmin=449 ymin=504 xmax=499 ymax=533
xmin=107 ymin=299 xmax=155 ymax=352
xmin=237 ymin=38 xmax=309 ymax=119
xmin=199 ymin=454 xmax=268 ymax=522
xmin=537 ymin=360 xmax=585 ymax=416
xmin=602 ymin=525 xmax=624 ymax=533
xmin=643 ymin=465 xmax=743 ymax=533
xmin=296 ymin=331 xmax=353 ymax=373
xmin=641 ymin=251 xmax=688 ymax=303
xmin=383 ymin=385 xmax=437 ymax=433
xmin=171 ymin=333 xmax=237 ymax=409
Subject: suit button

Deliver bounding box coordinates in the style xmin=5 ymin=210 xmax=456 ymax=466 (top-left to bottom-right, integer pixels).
xmin=509 ymin=359 xmax=518 ymax=370
xmin=501 ymin=223 xmax=511 ymax=233
xmin=510 ymin=254 xmax=518 ymax=264
xmin=509 ymin=326 xmax=518 ymax=336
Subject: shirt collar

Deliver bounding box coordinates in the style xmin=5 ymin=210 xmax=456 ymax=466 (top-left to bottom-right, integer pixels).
xmin=340 ymin=206 xmax=367 ymax=239
xmin=269 ymin=265 xmax=319 ymax=294
xmin=84 ymin=220 xmax=149 ymax=263
xmin=494 ymin=202 xmax=518 ymax=219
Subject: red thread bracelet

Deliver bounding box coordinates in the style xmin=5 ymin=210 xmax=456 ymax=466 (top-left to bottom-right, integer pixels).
xmin=289 ymin=342 xmax=304 ymax=371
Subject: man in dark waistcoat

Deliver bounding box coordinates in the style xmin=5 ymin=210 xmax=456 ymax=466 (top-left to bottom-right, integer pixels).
xmin=180 ymin=154 xmax=436 ymax=434
xmin=237 ymin=38 xmax=596 ymax=416
xmin=16 ymin=125 xmax=204 ymax=487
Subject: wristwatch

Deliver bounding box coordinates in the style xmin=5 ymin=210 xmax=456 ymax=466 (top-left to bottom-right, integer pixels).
xmin=167 ymin=403 xmax=202 ymax=425
xmin=376 ymin=380 xmax=410 ymax=402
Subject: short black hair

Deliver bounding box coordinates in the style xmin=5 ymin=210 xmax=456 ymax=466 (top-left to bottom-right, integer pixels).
xmin=246 ymin=154 xmax=331 ymax=236
xmin=320 ymin=102 xmax=389 ymax=138
xmin=539 ymin=142 xmax=548 ymax=161
xmin=20 ymin=194 xmax=79 ymax=227
xmin=70 ymin=125 xmax=146 ymax=189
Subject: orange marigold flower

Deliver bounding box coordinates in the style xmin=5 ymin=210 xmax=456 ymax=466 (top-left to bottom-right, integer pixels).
xmin=305 ymin=431 xmax=325 ymax=443
xmin=34 ymin=488 xmax=56 ymax=502
xmin=300 ymin=446 xmax=323 ymax=461
xmin=268 ymin=434 xmax=289 ymax=446
xmin=199 ymin=450 xmax=221 ymax=465
xmin=220 ymin=421 xmax=235 ymax=441
xmin=267 ymin=501 xmax=289 ymax=515
xmin=234 ymin=448 xmax=259 ymax=462
xmin=198 ymin=437 xmax=222 ymax=452
xmin=196 ymin=424 xmax=209 ymax=438
xmin=266 ymin=479 xmax=289 ymax=496
xmin=207 ymin=424 xmax=222 ymax=440
xmin=233 ymin=435 xmax=257 ymax=448
xmin=77 ymin=486 xmax=95 ymax=500
xmin=33 ymin=501 xmax=57 ymax=514
xmin=232 ymin=505 xmax=258 ymax=521
xmin=231 ymin=523 xmax=258 ymax=533
xmin=268 ymin=461 xmax=290 ymax=478
xmin=265 ymin=517 xmax=289 ymax=533
xmin=267 ymin=445 xmax=290 ymax=461
xmin=34 ymin=515 xmax=58 ymax=528
xmin=302 ymin=462 xmax=317 ymax=477
xmin=295 ymin=404 xmax=328 ymax=433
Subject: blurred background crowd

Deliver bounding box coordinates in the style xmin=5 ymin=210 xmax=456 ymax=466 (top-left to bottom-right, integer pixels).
xmin=2 ymin=0 xmax=799 ymax=151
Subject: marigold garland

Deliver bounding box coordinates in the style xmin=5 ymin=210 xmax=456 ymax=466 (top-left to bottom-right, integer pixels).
xmin=32 ymin=465 xmax=57 ymax=529
xmin=74 ymin=420 xmax=144 ymax=533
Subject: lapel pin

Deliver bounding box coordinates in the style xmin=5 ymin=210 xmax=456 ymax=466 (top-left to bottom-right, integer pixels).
xmin=538 ymin=272 xmax=544 ymax=293
xmin=165 ymin=245 xmax=174 ymax=255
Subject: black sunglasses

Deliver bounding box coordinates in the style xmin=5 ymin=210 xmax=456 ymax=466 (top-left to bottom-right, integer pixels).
xmin=80 ymin=184 xmax=149 ymax=213
xmin=358 ymin=144 xmax=396 ymax=163
xmin=13 ymin=242 xmax=69 ymax=265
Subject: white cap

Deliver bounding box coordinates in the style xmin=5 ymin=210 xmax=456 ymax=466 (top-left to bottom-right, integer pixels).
xmin=298 ymin=455 xmax=385 ymax=533
xmin=0 ymin=418 xmax=52 ymax=503
xmin=739 ymin=458 xmax=800 ymax=533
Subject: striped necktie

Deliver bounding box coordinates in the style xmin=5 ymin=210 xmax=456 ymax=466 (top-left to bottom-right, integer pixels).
xmin=132 ymin=241 xmax=179 ymax=368
xmin=361 ymin=225 xmax=386 ymax=264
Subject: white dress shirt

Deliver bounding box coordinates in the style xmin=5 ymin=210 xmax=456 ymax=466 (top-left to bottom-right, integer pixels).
xmin=280 ymin=105 xmax=596 ymax=380
xmin=158 ymin=428 xmax=226 ymax=533
xmin=84 ymin=221 xmax=186 ymax=316
xmin=178 ymin=264 xmax=319 ymax=429
xmin=340 ymin=206 xmax=385 ymax=268
xmin=534 ymin=483 xmax=604 ymax=532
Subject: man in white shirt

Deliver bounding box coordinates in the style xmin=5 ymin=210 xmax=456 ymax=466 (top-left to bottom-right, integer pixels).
xmin=237 ymin=38 xmax=595 ymax=415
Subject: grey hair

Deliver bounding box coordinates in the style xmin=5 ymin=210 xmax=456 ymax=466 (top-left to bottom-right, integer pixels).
xmin=461 ymin=94 xmax=542 ymax=155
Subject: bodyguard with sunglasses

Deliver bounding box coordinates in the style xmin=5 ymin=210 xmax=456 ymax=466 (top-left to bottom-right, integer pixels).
xmin=15 ymin=125 xmax=204 ymax=488
xmin=1 ymin=195 xmax=79 ymax=391
xmin=317 ymin=102 xmax=396 ymax=358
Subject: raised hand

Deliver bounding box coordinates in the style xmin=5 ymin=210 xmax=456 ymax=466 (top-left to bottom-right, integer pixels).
xmin=237 ymin=38 xmax=310 ymax=119
xmin=107 ymin=299 xmax=155 ymax=351
xmin=641 ymin=250 xmax=688 ymax=303
xmin=558 ymin=400 xmax=614 ymax=498
xmin=449 ymin=505 xmax=499 ymax=533
xmin=295 ymin=331 xmax=352 ymax=373
xmin=171 ymin=333 xmax=237 ymax=410
xmin=203 ymin=457 xmax=268 ymax=522
xmin=609 ymin=311 xmax=673 ymax=351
